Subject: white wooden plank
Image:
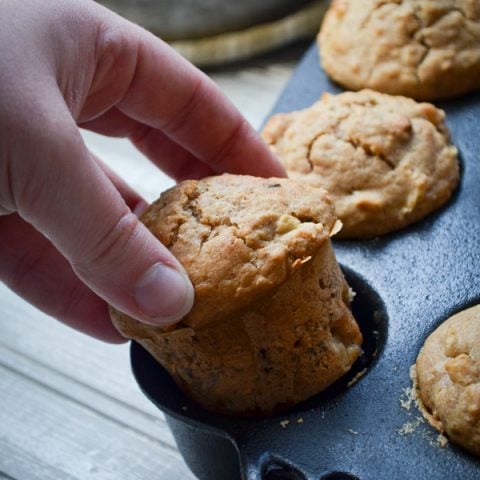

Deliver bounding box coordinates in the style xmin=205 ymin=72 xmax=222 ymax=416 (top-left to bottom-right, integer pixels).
xmin=1 ymin=441 xmax=78 ymax=480
xmin=0 ymin=344 xmax=179 ymax=452
xmin=0 ymin=471 xmax=17 ymax=480
xmin=0 ymin=285 xmax=164 ymax=417
xmin=0 ymin=364 xmax=196 ymax=480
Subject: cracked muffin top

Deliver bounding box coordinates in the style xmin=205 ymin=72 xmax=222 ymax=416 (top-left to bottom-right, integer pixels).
xmin=415 ymin=304 xmax=480 ymax=456
xmin=141 ymin=174 xmax=337 ymax=328
xmin=261 ymin=89 xmax=459 ymax=238
xmin=318 ymin=0 xmax=480 ymax=100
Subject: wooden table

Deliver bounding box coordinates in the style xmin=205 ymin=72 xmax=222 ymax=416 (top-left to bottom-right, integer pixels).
xmin=0 ymin=42 xmax=307 ymax=480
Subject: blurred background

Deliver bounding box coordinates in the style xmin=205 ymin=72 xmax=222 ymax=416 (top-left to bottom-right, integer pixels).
xmin=96 ymin=0 xmax=327 ymax=66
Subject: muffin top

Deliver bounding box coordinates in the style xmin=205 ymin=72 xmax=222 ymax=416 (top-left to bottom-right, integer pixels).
xmin=318 ymin=0 xmax=480 ymax=100
xmin=142 ymin=174 xmax=337 ymax=328
xmin=261 ymin=89 xmax=459 ymax=238
xmin=416 ymin=304 xmax=480 ymax=456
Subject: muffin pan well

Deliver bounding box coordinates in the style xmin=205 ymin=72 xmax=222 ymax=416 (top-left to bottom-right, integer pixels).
xmin=130 ymin=43 xmax=480 ymax=479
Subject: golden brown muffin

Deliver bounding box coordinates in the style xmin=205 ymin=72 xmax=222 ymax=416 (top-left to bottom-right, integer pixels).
xmin=111 ymin=174 xmax=362 ymax=415
xmin=416 ymin=305 xmax=480 ymax=456
xmin=318 ymin=0 xmax=480 ymax=100
xmin=261 ymin=90 xmax=459 ymax=238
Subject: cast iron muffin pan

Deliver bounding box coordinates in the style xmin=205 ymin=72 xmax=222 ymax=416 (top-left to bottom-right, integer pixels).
xmin=130 ymin=43 xmax=480 ymax=479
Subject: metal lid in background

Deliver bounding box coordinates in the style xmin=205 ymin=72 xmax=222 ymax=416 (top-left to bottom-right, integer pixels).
xmin=96 ymin=0 xmax=328 ymax=66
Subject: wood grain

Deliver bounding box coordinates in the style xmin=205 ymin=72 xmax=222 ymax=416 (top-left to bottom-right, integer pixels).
xmin=0 ymin=364 xmax=194 ymax=480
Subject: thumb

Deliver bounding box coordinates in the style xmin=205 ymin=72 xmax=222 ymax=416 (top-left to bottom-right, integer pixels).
xmin=9 ymin=97 xmax=194 ymax=328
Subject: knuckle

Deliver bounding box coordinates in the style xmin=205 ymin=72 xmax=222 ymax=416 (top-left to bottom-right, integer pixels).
xmin=72 ymin=210 xmax=141 ymax=275
xmin=91 ymin=22 xmax=139 ymax=106
xmin=0 ymin=147 xmax=15 ymax=215
xmin=161 ymin=75 xmax=211 ymax=137
xmin=0 ymin=90 xmax=80 ymax=218
xmin=207 ymin=116 xmax=249 ymax=170
xmin=0 ymin=107 xmax=33 ymax=215
xmin=12 ymin=127 xmax=80 ymax=218
xmin=55 ymin=280 xmax=93 ymax=322
xmin=96 ymin=23 xmax=133 ymax=72
xmin=8 ymin=242 xmax=50 ymax=294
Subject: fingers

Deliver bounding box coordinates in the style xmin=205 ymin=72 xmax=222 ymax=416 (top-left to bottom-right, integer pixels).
xmin=1 ymin=0 xmax=284 ymax=347
xmin=79 ymin=107 xmax=143 ymax=139
xmin=86 ymin=17 xmax=286 ymax=178
xmin=0 ymin=213 xmax=124 ymax=343
xmin=94 ymin=154 xmax=149 ymax=212
xmin=130 ymin=127 xmax=217 ymax=181
xmin=9 ymin=90 xmax=194 ymax=328
xmin=120 ymin=40 xmax=285 ymax=177
xmin=80 ymin=109 xmax=216 ymax=181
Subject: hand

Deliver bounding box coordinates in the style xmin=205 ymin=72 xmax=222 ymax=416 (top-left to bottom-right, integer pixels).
xmin=0 ymin=0 xmax=285 ymax=342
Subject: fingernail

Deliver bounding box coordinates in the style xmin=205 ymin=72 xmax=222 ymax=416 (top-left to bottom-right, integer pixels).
xmin=134 ymin=263 xmax=194 ymax=325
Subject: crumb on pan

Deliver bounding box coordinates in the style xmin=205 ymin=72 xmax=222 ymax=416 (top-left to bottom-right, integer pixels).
xmin=347 ymin=368 xmax=367 ymax=388
xmin=280 ymin=420 xmax=290 ymax=429
xmin=396 ymin=364 xmax=448 ymax=448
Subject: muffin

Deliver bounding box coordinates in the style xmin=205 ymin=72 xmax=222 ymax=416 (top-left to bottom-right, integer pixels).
xmin=261 ymin=89 xmax=459 ymax=238
xmin=416 ymin=305 xmax=480 ymax=456
xmin=318 ymin=0 xmax=480 ymax=100
xmin=111 ymin=174 xmax=363 ymax=415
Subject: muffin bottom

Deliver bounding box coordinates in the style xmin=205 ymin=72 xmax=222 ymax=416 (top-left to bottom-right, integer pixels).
xmin=114 ymin=240 xmax=362 ymax=415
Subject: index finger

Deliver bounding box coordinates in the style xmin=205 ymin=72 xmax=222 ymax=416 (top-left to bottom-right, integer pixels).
xmin=106 ymin=21 xmax=286 ymax=178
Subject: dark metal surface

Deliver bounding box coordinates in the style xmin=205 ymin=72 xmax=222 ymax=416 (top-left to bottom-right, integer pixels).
xmin=97 ymin=0 xmax=314 ymax=40
xmin=131 ymin=43 xmax=480 ymax=480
